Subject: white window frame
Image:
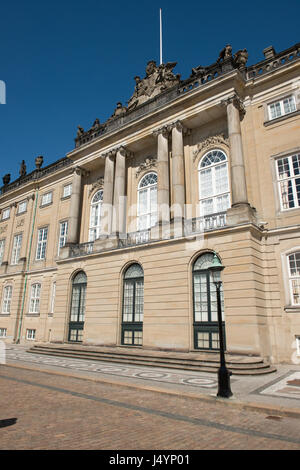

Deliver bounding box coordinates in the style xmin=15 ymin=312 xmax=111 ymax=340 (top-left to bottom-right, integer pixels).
xmin=2 ymin=285 xmax=12 ymax=314
xmin=17 ymin=200 xmax=27 ymax=214
xmin=0 ymin=239 xmax=5 ymax=265
xmin=41 ymin=192 xmax=53 ymax=207
xmin=287 ymin=252 xmax=300 ymax=306
xmin=137 ymin=172 xmax=158 ymax=231
xmin=58 ymin=221 xmax=68 ymax=255
xmin=268 ymin=95 xmax=296 ymax=121
xmin=2 ymin=208 xmax=10 ymax=220
xmin=11 ymin=233 xmax=22 ymax=265
xmin=26 ymin=329 xmax=36 ymax=340
xmin=0 ymin=328 xmax=7 ymax=338
xmin=276 ymin=153 xmax=300 ymax=211
xmin=63 ymin=184 xmax=72 ymax=198
xmin=89 ymin=190 xmax=103 ymax=242
xmin=50 ymin=281 xmax=56 ymax=314
xmin=198 ymin=149 xmax=231 ymax=216
xmin=29 ymin=283 xmax=41 ymax=314
xmin=36 ymin=227 xmax=48 ymax=260
xmin=296 ymin=336 xmax=300 ymax=356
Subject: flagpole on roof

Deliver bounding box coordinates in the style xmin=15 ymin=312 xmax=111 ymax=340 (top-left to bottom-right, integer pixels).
xmin=160 ymin=8 xmax=163 ymax=65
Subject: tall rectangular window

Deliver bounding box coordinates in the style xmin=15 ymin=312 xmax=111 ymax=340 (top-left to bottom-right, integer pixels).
xmin=63 ymin=184 xmax=72 ymax=198
xmin=268 ymin=96 xmax=296 ymax=120
xmin=2 ymin=208 xmax=10 ymax=220
xmin=288 ymin=253 xmax=300 ymax=305
xmin=58 ymin=221 xmax=68 ymax=255
xmin=41 ymin=192 xmax=53 ymax=206
xmin=50 ymin=281 xmax=56 ymax=314
xmin=0 ymin=239 xmax=5 ymax=265
xmin=11 ymin=234 xmax=22 ymax=265
xmin=276 ymin=154 xmax=300 ymax=210
xmin=36 ymin=227 xmax=48 ymax=260
xmin=17 ymin=200 xmax=27 ymax=214
xmin=0 ymin=328 xmax=7 ymax=338
xmin=2 ymin=286 xmax=12 ymax=314
xmin=29 ymin=283 xmax=41 ymax=314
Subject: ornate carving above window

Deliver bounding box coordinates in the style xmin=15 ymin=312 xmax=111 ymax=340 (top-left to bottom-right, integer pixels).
xmin=135 ymin=157 xmax=157 ymax=178
xmin=89 ymin=177 xmax=104 ymax=196
xmin=193 ymin=134 xmax=229 ymax=162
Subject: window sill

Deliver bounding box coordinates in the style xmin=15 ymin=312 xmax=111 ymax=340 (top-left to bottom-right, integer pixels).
xmin=26 ymin=313 xmax=40 ymax=317
xmin=61 ymin=195 xmax=71 ymax=201
xmin=284 ymin=306 xmax=300 ymax=313
xmin=0 ymin=314 xmax=10 ymax=317
xmin=264 ymin=110 xmax=300 ymax=127
xmin=40 ymin=202 xmax=53 ymax=209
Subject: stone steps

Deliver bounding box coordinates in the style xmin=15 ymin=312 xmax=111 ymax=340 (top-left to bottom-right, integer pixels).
xmin=28 ymin=344 xmax=277 ymax=376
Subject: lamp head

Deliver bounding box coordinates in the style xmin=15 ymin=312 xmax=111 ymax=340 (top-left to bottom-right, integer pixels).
xmin=209 ymin=254 xmax=224 ymax=283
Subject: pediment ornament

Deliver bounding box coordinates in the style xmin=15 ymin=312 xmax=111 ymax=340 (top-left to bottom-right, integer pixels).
xmin=193 ymin=134 xmax=229 ymax=161
xmin=89 ymin=177 xmax=104 ymax=195
xmin=135 ymin=157 xmax=157 ymax=178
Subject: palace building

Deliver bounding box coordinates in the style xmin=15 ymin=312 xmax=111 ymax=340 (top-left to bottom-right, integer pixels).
xmin=0 ymin=42 xmax=300 ymax=367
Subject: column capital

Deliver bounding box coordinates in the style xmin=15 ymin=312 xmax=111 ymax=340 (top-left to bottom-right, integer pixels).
xmin=116 ymin=145 xmax=133 ymax=158
xmin=167 ymin=120 xmax=190 ymax=135
xmin=71 ymin=166 xmax=89 ymax=177
xmin=153 ymin=125 xmax=170 ymax=138
xmin=221 ymin=93 xmax=245 ymax=118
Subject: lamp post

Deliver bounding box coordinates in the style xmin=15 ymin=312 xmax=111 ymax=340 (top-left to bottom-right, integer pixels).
xmin=209 ymin=254 xmax=233 ymax=398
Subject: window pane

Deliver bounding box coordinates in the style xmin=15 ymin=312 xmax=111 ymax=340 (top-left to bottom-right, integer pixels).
xmin=283 ymin=97 xmax=296 ymax=114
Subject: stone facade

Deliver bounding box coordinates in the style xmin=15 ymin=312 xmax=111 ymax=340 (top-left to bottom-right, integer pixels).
xmin=0 ymin=43 xmax=300 ymax=364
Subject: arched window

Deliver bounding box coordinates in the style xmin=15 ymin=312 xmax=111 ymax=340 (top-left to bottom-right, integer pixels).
xmin=287 ymin=252 xmax=300 ymax=305
xmin=192 ymin=253 xmax=225 ymax=350
xmin=121 ymin=263 xmax=144 ymax=346
xmin=68 ymin=271 xmax=87 ymax=342
xmin=137 ymin=172 xmax=157 ymax=231
xmin=89 ymin=190 xmax=103 ymax=241
xmin=198 ymin=149 xmax=230 ymax=216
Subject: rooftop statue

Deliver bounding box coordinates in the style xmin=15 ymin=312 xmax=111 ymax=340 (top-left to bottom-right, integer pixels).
xmin=77 ymin=126 xmax=84 ymax=137
xmin=92 ymin=118 xmax=101 ymax=130
xmin=19 ymin=160 xmax=27 ymax=178
xmin=217 ymin=44 xmax=233 ymax=63
xmin=234 ymin=49 xmax=249 ymax=69
xmin=107 ymin=102 xmax=127 ymax=122
xmin=127 ymin=60 xmax=180 ymax=110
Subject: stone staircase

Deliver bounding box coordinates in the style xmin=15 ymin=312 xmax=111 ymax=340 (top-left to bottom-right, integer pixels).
xmin=28 ymin=343 xmax=277 ymax=376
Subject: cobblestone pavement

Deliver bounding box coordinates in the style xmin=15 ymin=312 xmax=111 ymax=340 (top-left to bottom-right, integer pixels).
xmin=3 ymin=345 xmax=300 ymax=413
xmin=1 ymin=365 xmax=300 ymax=450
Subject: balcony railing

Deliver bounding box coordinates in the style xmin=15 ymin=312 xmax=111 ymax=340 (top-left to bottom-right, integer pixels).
xmin=67 ymin=212 xmax=226 ymax=258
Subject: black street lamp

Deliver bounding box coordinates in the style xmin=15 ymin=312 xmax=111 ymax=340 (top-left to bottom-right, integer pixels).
xmin=209 ymin=254 xmax=233 ymax=398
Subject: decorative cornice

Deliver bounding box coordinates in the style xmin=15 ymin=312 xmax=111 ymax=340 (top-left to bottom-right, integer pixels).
xmin=193 ymin=133 xmax=229 ymax=161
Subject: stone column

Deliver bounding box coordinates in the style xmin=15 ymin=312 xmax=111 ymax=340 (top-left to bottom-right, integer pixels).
xmin=100 ymin=150 xmax=116 ymax=237
xmin=66 ymin=167 xmax=83 ymax=245
xmin=153 ymin=126 xmax=170 ymax=227
xmin=112 ymin=146 xmax=130 ymax=236
xmin=223 ymin=94 xmax=256 ymax=224
xmin=170 ymin=121 xmax=186 ymax=228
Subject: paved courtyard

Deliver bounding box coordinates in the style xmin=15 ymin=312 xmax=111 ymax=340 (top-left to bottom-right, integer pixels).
xmin=1 ymin=362 xmax=300 ymax=451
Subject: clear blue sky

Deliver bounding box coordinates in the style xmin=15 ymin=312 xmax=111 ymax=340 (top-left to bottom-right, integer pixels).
xmin=0 ymin=0 xmax=299 ymax=182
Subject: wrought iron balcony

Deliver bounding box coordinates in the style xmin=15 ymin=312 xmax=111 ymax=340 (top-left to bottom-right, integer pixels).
xmin=66 ymin=212 xmax=226 ymax=259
